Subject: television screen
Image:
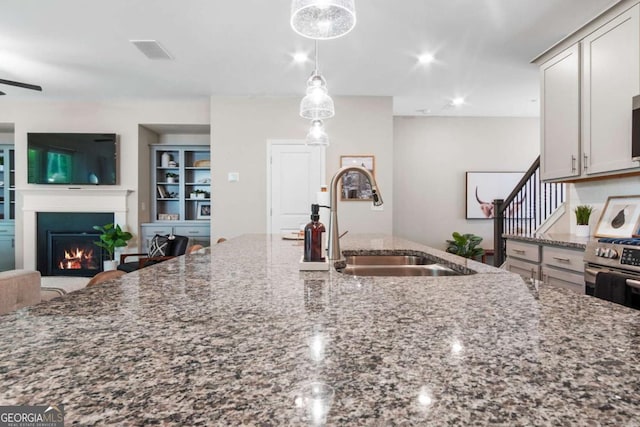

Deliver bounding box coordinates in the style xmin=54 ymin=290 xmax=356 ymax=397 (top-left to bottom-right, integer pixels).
xmin=27 ymin=133 xmax=118 ymax=185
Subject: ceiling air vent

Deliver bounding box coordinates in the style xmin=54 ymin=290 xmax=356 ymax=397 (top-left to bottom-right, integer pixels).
xmin=130 ymin=40 xmax=173 ymax=60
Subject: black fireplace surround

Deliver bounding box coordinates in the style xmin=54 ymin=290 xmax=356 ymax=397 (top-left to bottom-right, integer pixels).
xmin=37 ymin=212 xmax=114 ymax=277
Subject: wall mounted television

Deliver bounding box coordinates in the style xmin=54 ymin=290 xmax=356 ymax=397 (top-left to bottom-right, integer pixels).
xmin=27 ymin=133 xmax=118 ymax=185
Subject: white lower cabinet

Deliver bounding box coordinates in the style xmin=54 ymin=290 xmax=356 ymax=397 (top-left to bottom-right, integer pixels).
xmin=541 ymin=245 xmax=585 ymax=294
xmin=506 ymin=239 xmax=586 ymax=293
xmin=505 ymin=241 xmax=541 ymax=280
xmin=542 ymin=267 xmax=585 ymax=294
xmin=506 ymin=257 xmax=541 ymax=281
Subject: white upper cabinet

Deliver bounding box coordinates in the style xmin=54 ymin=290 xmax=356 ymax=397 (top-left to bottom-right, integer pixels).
xmin=540 ymin=44 xmax=581 ymax=180
xmin=582 ymin=4 xmax=640 ymax=175
xmin=537 ymin=3 xmax=640 ymax=182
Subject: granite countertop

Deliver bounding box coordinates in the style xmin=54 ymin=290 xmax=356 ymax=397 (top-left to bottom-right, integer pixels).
xmin=1 ymin=234 xmax=639 ymax=425
xmin=503 ymin=233 xmax=592 ymax=250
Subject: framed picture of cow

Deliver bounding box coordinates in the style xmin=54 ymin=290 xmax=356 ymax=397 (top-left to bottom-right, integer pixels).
xmin=465 ymin=171 xmax=525 ymax=219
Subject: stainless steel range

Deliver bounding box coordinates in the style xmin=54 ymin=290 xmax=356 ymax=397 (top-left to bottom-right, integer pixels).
xmin=584 ymin=238 xmax=640 ymax=309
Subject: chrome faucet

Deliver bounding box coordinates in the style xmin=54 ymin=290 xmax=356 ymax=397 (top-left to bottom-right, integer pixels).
xmin=327 ymin=166 xmax=383 ymax=261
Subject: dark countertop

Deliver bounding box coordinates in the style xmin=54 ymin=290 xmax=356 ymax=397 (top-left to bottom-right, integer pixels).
xmin=1 ymin=234 xmax=639 ymax=425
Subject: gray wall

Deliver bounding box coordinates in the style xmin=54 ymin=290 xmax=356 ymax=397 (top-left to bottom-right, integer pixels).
xmin=210 ymin=96 xmax=394 ymax=241
xmin=393 ymin=116 xmax=540 ymax=250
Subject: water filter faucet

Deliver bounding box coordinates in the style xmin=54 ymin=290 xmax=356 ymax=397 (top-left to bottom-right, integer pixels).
xmin=327 ymin=166 xmax=383 ymax=261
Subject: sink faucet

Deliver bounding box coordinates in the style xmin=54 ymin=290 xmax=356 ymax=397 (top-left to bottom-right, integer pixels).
xmin=327 ymin=166 xmax=383 ymax=261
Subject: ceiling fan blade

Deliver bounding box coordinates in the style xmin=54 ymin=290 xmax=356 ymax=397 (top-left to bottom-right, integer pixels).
xmin=0 ymin=78 xmax=42 ymax=91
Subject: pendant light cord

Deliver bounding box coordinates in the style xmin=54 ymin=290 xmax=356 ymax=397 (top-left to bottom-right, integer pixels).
xmin=314 ymin=40 xmax=319 ymax=74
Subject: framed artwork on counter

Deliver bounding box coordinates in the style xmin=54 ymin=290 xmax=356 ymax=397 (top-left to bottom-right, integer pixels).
xmin=595 ymin=195 xmax=640 ymax=238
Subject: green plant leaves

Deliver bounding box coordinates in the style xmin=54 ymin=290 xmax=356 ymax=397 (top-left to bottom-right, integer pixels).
xmin=93 ymin=223 xmax=133 ymax=260
xmin=445 ymin=232 xmax=485 ymax=259
xmin=574 ymin=205 xmax=593 ymax=226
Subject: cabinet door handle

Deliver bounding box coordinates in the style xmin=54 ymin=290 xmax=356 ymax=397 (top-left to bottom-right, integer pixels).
xmin=571 ymin=155 xmax=577 ymax=172
xmin=0 ymin=230 xmax=7 ymax=233
xmin=531 ymin=268 xmax=536 ymax=280
xmin=543 ymin=273 xmax=548 ymax=285
xmin=513 ymin=249 xmax=525 ymax=254
xmin=583 ymin=153 xmax=588 ymax=171
xmin=11 ymin=238 xmax=14 ymax=248
xmin=552 ymin=256 xmax=570 ymax=263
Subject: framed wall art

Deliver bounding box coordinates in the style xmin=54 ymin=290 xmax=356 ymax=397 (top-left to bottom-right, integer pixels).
xmin=465 ymin=171 xmax=525 ymax=219
xmin=595 ymin=195 xmax=640 ymax=238
xmin=340 ymin=155 xmax=375 ymax=201
xmin=197 ymin=202 xmax=211 ymax=219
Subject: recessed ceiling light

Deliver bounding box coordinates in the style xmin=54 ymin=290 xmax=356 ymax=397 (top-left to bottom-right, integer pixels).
xmin=293 ymin=52 xmax=309 ymax=63
xmin=418 ymin=53 xmax=435 ymax=64
xmin=451 ymin=97 xmax=465 ymax=107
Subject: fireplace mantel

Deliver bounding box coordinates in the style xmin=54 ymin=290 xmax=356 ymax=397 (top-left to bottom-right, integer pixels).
xmin=20 ymin=188 xmax=133 ymax=270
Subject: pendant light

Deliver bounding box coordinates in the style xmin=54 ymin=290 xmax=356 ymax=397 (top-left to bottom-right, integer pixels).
xmin=306 ymin=119 xmax=329 ymax=146
xmin=300 ymin=41 xmax=335 ymax=120
xmin=291 ymin=0 xmax=357 ymax=40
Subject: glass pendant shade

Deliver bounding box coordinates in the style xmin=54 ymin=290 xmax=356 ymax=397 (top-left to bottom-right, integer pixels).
xmin=306 ymin=120 xmax=330 ymax=146
xmin=300 ymin=72 xmax=335 ymax=120
xmin=291 ymin=0 xmax=356 ymax=40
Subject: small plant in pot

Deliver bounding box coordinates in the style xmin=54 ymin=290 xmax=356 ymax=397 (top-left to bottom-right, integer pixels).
xmin=166 ymin=172 xmax=179 ymax=183
xmin=574 ymin=205 xmax=593 ymax=237
xmin=190 ymin=189 xmax=208 ymax=199
xmin=446 ymin=232 xmax=485 ymax=259
xmin=93 ymin=223 xmax=133 ymax=271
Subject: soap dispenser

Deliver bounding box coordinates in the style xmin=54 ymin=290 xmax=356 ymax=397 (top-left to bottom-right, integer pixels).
xmin=304 ymin=204 xmax=326 ymax=262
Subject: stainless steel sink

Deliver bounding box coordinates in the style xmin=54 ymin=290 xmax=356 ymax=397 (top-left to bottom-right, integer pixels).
xmin=344 ymin=255 xmax=429 ymax=266
xmin=338 ymin=255 xmax=461 ymax=277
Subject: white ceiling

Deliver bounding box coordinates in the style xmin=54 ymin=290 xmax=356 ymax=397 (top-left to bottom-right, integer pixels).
xmin=0 ymin=0 xmax=617 ymax=116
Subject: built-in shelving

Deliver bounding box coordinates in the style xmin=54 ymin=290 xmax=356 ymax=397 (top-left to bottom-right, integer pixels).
xmin=143 ymin=144 xmax=211 ymax=248
xmin=0 ymin=144 xmax=15 ymax=271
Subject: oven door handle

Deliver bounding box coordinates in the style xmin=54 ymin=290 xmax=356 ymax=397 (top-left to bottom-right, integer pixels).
xmin=627 ymin=279 xmax=640 ymax=289
xmin=586 ymin=267 xmax=640 ymax=289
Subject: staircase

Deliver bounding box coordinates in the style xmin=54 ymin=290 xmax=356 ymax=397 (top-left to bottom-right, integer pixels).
xmin=492 ymin=156 xmax=566 ymax=266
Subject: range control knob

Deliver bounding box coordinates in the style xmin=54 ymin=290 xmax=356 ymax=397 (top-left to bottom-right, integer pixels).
xmin=603 ymin=248 xmax=619 ymax=259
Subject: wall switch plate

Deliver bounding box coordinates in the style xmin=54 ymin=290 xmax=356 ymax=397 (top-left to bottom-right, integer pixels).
xmin=228 ymin=172 xmax=239 ymax=182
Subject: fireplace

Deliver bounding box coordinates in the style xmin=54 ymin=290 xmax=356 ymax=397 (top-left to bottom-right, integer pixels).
xmin=37 ymin=212 xmax=114 ymax=277
xmin=47 ymin=232 xmax=103 ymax=276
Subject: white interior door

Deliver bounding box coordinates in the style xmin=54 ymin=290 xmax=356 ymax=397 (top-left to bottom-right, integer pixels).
xmin=268 ymin=141 xmax=324 ymax=234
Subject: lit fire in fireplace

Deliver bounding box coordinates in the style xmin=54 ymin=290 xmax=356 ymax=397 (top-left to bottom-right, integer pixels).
xmin=59 ymin=248 xmax=95 ymax=270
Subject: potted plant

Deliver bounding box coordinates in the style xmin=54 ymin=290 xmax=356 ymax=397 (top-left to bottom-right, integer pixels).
xmin=446 ymin=232 xmax=485 ymax=259
xmin=166 ymin=172 xmax=179 ymax=183
xmin=574 ymin=205 xmax=593 ymax=237
xmin=190 ymin=189 xmax=208 ymax=199
xmin=93 ymin=223 xmax=133 ymax=271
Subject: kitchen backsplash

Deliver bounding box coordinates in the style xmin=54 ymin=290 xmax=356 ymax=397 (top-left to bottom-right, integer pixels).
xmin=568 ymin=175 xmax=640 ymax=234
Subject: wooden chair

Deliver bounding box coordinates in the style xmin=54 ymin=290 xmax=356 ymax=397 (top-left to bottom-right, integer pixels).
xmin=87 ymin=270 xmax=125 ymax=287
xmin=187 ymin=244 xmax=204 ymax=254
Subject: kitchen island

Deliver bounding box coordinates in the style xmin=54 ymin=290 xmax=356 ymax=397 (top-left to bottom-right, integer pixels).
xmin=1 ymin=234 xmax=639 ymax=425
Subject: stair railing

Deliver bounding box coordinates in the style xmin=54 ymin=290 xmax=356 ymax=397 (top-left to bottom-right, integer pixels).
xmin=492 ymin=156 xmax=565 ymax=266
